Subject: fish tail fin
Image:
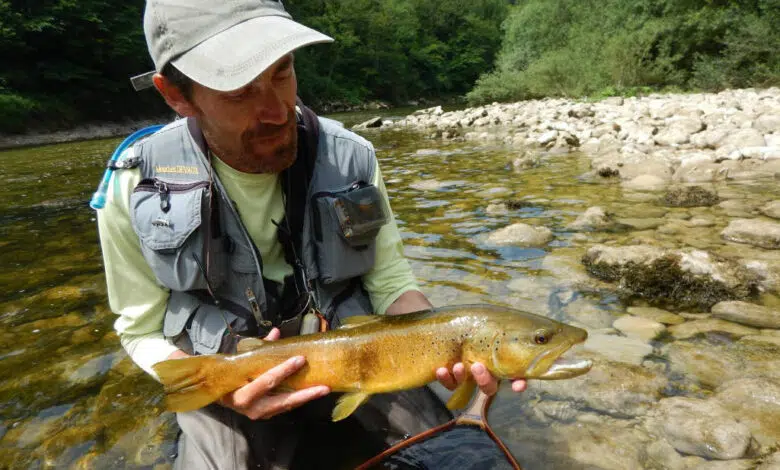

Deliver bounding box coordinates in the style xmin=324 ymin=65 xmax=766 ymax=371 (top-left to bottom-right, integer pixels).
xmin=153 ymin=355 xmax=241 ymax=413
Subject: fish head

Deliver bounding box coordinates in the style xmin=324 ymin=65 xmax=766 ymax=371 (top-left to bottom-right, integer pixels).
xmin=474 ymin=310 xmax=592 ymax=381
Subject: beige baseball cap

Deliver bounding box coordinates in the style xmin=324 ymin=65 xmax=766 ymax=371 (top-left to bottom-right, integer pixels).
xmin=143 ymin=0 xmax=333 ymax=91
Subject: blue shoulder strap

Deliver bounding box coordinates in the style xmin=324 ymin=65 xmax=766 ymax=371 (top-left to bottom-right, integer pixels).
xmin=89 ymin=125 xmax=165 ymax=210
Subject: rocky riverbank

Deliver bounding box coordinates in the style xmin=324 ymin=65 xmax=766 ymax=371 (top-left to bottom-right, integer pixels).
xmin=360 ymin=88 xmax=780 ymax=315
xmin=371 ymin=88 xmax=780 ymax=182
xmin=0 ymin=118 xmax=170 ymax=151
xmin=355 ymin=88 xmax=780 ymax=468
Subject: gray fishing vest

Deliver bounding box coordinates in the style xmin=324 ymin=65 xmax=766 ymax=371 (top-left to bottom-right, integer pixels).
xmin=127 ymin=115 xmax=387 ymax=355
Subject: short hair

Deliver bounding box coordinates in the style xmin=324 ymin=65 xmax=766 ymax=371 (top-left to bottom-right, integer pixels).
xmin=161 ymin=62 xmax=194 ymax=101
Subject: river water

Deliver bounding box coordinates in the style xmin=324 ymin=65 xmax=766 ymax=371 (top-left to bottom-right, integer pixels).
xmin=1 ymin=109 xmax=778 ymax=469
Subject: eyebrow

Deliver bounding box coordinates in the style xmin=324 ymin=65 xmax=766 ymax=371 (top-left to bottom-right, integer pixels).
xmin=275 ymin=55 xmax=294 ymax=72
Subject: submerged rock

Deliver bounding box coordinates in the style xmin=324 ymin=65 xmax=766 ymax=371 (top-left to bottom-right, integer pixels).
xmin=760 ymin=200 xmax=780 ymax=220
xmin=668 ymin=318 xmax=759 ymax=340
xmin=626 ymin=306 xmax=686 ymax=325
xmin=582 ymin=245 xmax=760 ymax=310
xmin=715 ymin=377 xmax=780 ymax=451
xmin=689 ymin=459 xmax=759 ymax=470
xmin=623 ymin=174 xmax=668 ymax=191
xmin=645 ymin=396 xmax=751 ymax=460
xmin=528 ymin=356 xmax=667 ymax=418
xmin=640 ymin=439 xmax=706 ymax=470
xmin=756 ymin=452 xmax=780 ymax=470
xmin=485 ymin=223 xmax=554 ymax=247
xmin=566 ymin=206 xmax=618 ymax=232
xmin=503 ymin=412 xmax=651 ymax=470
xmin=583 ymin=332 xmax=654 ymax=366
xmin=721 ymin=218 xmax=780 ymax=249
xmin=613 ymin=315 xmax=666 ymax=341
xmin=662 ymin=186 xmax=720 ymax=207
xmin=711 ymin=301 xmax=780 ymax=328
xmin=664 ymin=337 xmax=780 ymax=388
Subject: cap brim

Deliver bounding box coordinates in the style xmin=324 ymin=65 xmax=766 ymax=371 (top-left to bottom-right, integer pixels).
xmin=172 ymin=16 xmax=333 ymax=92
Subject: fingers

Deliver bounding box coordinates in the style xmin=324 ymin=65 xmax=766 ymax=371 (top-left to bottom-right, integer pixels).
xmin=471 ymin=363 xmax=498 ymax=396
xmin=436 ymin=367 xmax=456 ymax=390
xmin=438 ymin=363 xmax=529 ymax=395
xmin=452 ymin=363 xmax=466 ymax=384
xmin=511 ymin=379 xmax=528 ymax=393
xmin=234 ymin=356 xmax=306 ymax=404
xmin=263 ymin=327 xmax=281 ymax=341
xmin=222 ymin=354 xmax=331 ymax=419
xmin=436 ymin=362 xmax=468 ymax=390
xmin=253 ymin=386 xmax=331 ymax=420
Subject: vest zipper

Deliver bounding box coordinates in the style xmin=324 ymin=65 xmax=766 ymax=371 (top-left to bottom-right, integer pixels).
xmin=134 ymin=179 xmax=210 ymax=193
xmin=310 ymin=181 xmax=367 ymax=199
xmin=135 ymin=179 xmax=209 ymax=213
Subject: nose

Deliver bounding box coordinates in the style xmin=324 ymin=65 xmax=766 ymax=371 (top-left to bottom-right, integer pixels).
xmin=253 ymin=83 xmax=288 ymax=125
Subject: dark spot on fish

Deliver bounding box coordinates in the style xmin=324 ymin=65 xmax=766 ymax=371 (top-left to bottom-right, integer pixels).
xmin=358 ymin=345 xmax=381 ymax=382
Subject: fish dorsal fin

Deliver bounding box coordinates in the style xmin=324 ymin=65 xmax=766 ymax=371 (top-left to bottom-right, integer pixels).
xmin=236 ymin=337 xmax=266 ymax=354
xmin=332 ymin=392 xmax=372 ymax=421
xmin=338 ymin=315 xmax=381 ymax=329
xmin=446 ymin=376 xmax=477 ymax=410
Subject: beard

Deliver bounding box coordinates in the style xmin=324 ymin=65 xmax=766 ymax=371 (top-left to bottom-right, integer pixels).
xmin=201 ymin=109 xmax=298 ymax=174
xmin=240 ymin=109 xmax=298 ymax=173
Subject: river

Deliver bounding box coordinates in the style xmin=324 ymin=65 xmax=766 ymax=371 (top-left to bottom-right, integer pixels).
xmin=1 ymin=105 xmax=779 ymax=469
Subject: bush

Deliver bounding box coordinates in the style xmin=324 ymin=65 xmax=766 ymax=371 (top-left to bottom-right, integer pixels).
xmin=0 ymin=93 xmax=40 ymax=134
xmin=465 ymin=70 xmax=530 ymax=105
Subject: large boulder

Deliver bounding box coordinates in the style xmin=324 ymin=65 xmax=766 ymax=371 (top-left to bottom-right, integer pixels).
xmin=582 ymin=245 xmax=760 ymax=310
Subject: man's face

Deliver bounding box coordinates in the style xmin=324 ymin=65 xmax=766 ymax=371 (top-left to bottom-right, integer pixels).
xmin=188 ymin=54 xmax=298 ymax=173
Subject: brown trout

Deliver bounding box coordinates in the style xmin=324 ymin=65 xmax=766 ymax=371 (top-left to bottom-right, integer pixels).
xmin=152 ymin=304 xmax=592 ymax=421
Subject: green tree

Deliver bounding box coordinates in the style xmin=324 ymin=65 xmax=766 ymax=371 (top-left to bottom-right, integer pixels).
xmin=468 ymin=0 xmax=780 ymax=105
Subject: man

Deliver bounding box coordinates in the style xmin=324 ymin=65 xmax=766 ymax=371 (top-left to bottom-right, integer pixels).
xmin=96 ymin=0 xmax=527 ymax=468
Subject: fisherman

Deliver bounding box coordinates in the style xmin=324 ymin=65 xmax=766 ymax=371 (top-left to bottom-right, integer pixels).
xmin=95 ymin=0 xmax=527 ymax=468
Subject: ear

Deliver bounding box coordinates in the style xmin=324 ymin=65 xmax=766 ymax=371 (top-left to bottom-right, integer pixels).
xmin=153 ymin=73 xmax=198 ymax=117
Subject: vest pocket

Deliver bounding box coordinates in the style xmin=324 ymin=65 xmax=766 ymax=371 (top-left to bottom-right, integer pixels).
xmin=163 ymin=292 xmax=247 ymax=355
xmin=312 ymin=183 xmax=388 ymax=284
xmin=131 ymin=179 xmax=212 ymax=291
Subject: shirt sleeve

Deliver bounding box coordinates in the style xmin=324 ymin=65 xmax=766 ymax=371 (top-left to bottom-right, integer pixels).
xmin=361 ymin=160 xmax=422 ymax=314
xmin=96 ymin=147 xmax=177 ymax=379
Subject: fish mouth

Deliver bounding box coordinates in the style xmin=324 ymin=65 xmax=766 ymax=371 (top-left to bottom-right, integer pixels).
xmin=538 ymin=356 xmax=592 ymax=379
xmin=527 ymin=340 xmax=592 ymax=380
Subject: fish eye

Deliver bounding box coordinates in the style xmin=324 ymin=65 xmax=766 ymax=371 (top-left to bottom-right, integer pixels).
xmin=534 ymin=330 xmax=551 ymax=345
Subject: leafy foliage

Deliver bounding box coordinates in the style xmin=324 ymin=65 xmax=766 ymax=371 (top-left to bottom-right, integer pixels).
xmin=0 ymin=0 xmax=506 ymax=133
xmin=1 ymin=0 xmax=777 ymax=133
xmin=468 ymin=0 xmax=780 ymax=105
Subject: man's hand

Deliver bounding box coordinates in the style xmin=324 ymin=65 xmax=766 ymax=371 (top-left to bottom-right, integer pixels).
xmin=167 ymin=328 xmax=330 ymax=420
xmin=436 ymin=363 xmax=527 ymax=396
xmin=220 ymin=327 xmax=330 ymax=420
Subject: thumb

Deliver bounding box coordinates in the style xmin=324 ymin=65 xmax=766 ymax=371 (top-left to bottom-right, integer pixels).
xmin=264 ymin=327 xmax=281 ymax=342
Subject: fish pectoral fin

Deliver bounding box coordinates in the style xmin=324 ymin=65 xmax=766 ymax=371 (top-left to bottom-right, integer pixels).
xmin=337 ymin=315 xmax=381 ymax=329
xmin=446 ymin=377 xmax=477 ymax=410
xmin=236 ymin=337 xmax=266 ymax=354
xmin=332 ymin=392 xmax=372 ymax=422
